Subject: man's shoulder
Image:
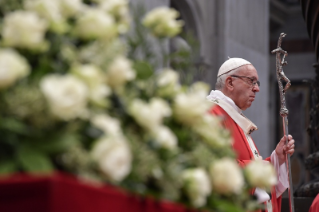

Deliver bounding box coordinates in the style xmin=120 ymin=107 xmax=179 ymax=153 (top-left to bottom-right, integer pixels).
xmin=209 ymin=104 xmax=228 ymax=116
xmin=208 ymin=104 xmax=238 ymax=128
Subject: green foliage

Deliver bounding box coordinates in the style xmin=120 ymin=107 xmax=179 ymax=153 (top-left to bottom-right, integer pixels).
xmin=17 ymin=146 xmax=54 ymax=173
xmin=0 ymin=161 xmax=17 ymax=175
xmin=133 ymin=61 xmax=154 ymax=80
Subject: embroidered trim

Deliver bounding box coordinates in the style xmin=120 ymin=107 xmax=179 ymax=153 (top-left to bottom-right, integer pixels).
xmin=207 ymin=98 xmax=258 ymax=135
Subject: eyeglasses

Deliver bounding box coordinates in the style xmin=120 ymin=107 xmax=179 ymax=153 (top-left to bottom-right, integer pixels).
xmin=230 ymin=75 xmax=260 ymax=87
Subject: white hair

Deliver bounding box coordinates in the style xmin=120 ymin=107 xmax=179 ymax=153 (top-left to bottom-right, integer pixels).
xmin=215 ymin=67 xmax=241 ymax=90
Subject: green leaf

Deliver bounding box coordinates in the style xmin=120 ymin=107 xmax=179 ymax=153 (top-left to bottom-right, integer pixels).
xmin=208 ymin=196 xmax=245 ymax=212
xmin=133 ymin=61 xmax=153 ymax=80
xmin=0 ymin=118 xmax=28 ymax=134
xmin=17 ymin=146 xmax=54 ymax=173
xmin=215 ymin=200 xmax=245 ymax=212
xmin=35 ymin=133 xmax=79 ymax=154
xmin=0 ymin=161 xmax=18 ymax=175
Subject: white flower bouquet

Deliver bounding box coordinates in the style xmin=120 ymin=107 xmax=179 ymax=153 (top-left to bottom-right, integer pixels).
xmin=0 ymin=1 xmax=276 ymax=211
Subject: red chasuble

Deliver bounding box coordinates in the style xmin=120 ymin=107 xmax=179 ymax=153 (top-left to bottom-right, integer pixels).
xmin=209 ymin=104 xmax=282 ymax=212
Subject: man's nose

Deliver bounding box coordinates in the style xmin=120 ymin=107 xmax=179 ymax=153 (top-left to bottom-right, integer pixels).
xmin=253 ymin=84 xmax=260 ymax=92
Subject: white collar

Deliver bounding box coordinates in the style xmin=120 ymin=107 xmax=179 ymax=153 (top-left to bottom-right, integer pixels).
xmin=206 ymin=90 xmax=258 ymax=135
xmin=206 ymin=90 xmax=242 ymax=114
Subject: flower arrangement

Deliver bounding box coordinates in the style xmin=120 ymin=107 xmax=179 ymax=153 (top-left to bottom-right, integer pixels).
xmin=0 ymin=0 xmax=277 ymax=211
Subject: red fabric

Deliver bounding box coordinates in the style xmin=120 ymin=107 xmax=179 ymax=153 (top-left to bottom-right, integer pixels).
xmin=309 ymin=194 xmax=319 ymax=212
xmin=209 ymin=105 xmax=282 ymax=212
xmin=0 ymin=172 xmax=193 ymax=212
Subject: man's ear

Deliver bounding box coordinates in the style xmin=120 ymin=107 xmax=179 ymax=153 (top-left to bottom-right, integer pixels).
xmin=225 ymin=76 xmax=234 ymax=90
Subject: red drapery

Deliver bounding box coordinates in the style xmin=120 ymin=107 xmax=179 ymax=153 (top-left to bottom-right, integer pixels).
xmin=0 ymin=172 xmax=197 ymax=212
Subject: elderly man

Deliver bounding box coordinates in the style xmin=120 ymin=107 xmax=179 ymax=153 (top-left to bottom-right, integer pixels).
xmin=207 ymin=58 xmax=295 ymax=212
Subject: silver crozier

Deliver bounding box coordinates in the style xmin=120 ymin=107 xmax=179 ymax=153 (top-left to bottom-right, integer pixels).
xmin=271 ymin=32 xmax=295 ymax=212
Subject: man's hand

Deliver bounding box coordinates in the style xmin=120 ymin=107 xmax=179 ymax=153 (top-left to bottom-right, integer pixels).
xmin=275 ymin=135 xmax=295 ymax=165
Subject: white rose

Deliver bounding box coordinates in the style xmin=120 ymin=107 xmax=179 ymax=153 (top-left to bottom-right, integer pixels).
xmin=157 ymin=68 xmax=179 ymax=87
xmin=40 ymin=74 xmax=89 ymax=120
xmin=209 ymin=158 xmax=244 ymax=195
xmin=106 ymin=56 xmax=135 ymax=88
xmin=193 ymin=114 xmax=232 ymax=147
xmin=24 ymin=0 xmax=67 ymax=33
xmin=151 ymin=126 xmax=177 ymax=150
xmin=91 ymin=114 xmax=122 ymax=137
xmin=100 ymin=0 xmax=130 ymax=33
xmin=245 ymin=160 xmax=277 ymax=190
xmin=71 ymin=64 xmax=110 ymax=105
xmin=74 ymin=8 xmax=117 ymax=40
xmin=173 ymin=92 xmax=211 ymax=126
xmin=0 ymin=49 xmax=30 ymax=89
xmin=190 ymin=82 xmax=210 ymax=98
xmin=99 ymin=0 xmax=127 ymax=14
xmin=89 ymin=84 xmax=110 ymax=106
xmin=72 ymin=64 xmax=104 ymax=87
xmin=156 ymin=68 xmax=180 ymax=97
xmin=2 ymin=11 xmax=48 ymax=51
xmin=91 ymin=136 xmax=132 ymax=182
xmin=149 ymin=98 xmax=172 ymax=118
xmin=58 ymin=0 xmax=83 ymax=17
xmin=129 ymin=98 xmax=171 ymax=131
xmin=182 ymin=168 xmax=211 ymax=207
xmin=128 ymin=99 xmax=160 ymax=131
xmin=142 ymin=7 xmax=183 ymax=38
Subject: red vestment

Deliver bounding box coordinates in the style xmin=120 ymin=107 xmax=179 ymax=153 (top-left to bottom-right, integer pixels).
xmin=209 ymin=104 xmax=282 ymax=212
xmin=309 ymin=194 xmax=319 ymax=212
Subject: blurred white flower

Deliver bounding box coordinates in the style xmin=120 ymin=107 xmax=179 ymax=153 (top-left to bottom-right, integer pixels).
xmin=2 ymin=11 xmax=48 ymax=51
xmin=58 ymin=0 xmax=83 ymax=17
xmin=74 ymin=8 xmax=117 ymax=40
xmin=89 ymin=85 xmax=110 ymax=106
xmin=151 ymin=126 xmax=177 ymax=150
xmin=40 ymin=74 xmax=89 ymax=120
xmin=157 ymin=68 xmax=179 ymax=87
xmin=24 ymin=0 xmax=68 ymax=33
xmin=79 ymin=39 xmax=127 ymax=67
xmin=71 ymin=64 xmax=110 ymax=105
xmin=209 ymin=158 xmax=244 ymax=195
xmin=152 ymin=167 xmax=163 ymax=179
xmin=156 ymin=68 xmax=180 ymax=97
xmin=182 ymin=168 xmax=211 ymax=207
xmin=150 ymin=98 xmax=172 ymax=118
xmin=0 ymin=49 xmax=30 ymax=89
xmin=190 ymin=82 xmax=210 ymax=98
xmin=72 ymin=64 xmax=104 ymax=88
xmin=173 ymin=92 xmax=211 ymax=126
xmin=91 ymin=136 xmax=132 ymax=182
xmin=193 ymin=114 xmax=232 ymax=147
xmin=129 ymin=99 xmax=159 ymax=131
xmin=129 ymin=98 xmax=171 ymax=131
xmin=106 ymin=56 xmax=135 ymax=89
xmin=142 ymin=7 xmax=183 ymax=38
xmin=91 ymin=114 xmax=122 ymax=137
xmin=100 ymin=0 xmax=130 ymax=33
xmin=245 ymin=160 xmax=277 ymax=190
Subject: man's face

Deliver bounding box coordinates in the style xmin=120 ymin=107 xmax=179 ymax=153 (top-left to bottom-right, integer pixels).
xmin=230 ymin=65 xmax=260 ymax=110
